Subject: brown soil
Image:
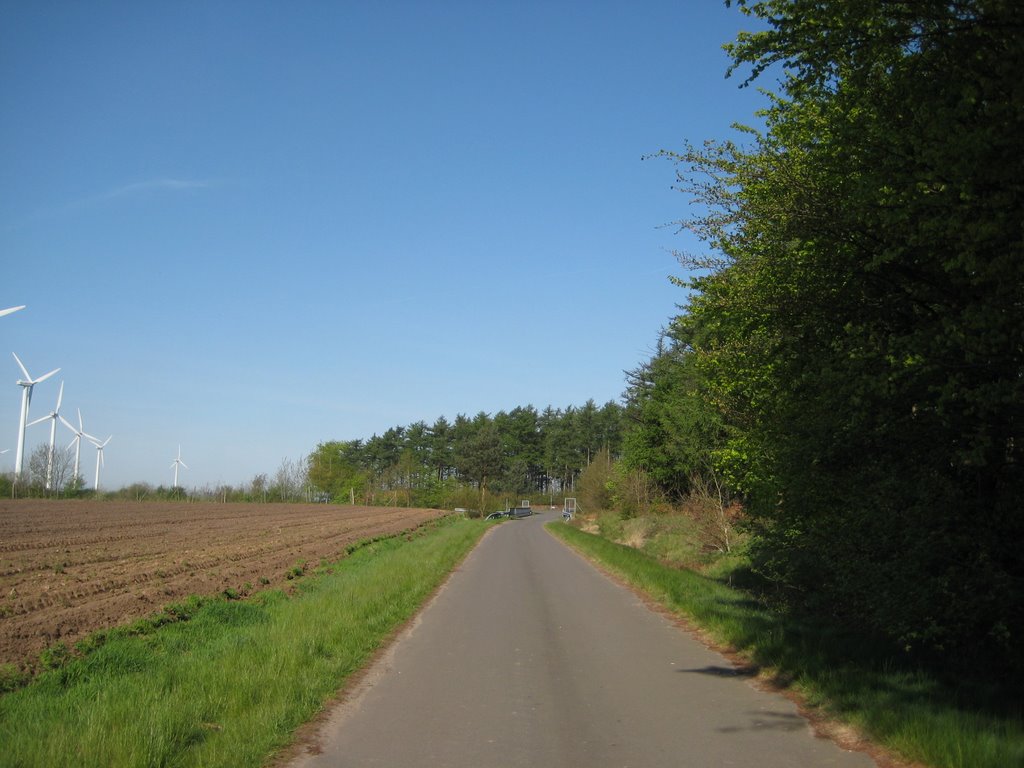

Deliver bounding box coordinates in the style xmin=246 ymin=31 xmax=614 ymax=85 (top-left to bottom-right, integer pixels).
xmin=0 ymin=500 xmax=444 ymax=670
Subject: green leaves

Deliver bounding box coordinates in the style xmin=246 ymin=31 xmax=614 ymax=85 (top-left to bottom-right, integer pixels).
xmin=641 ymin=0 xmax=1024 ymax=680
xmin=307 ymin=402 xmax=629 ymax=504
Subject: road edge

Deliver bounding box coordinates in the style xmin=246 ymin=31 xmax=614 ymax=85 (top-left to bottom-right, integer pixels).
xmin=543 ymin=522 xmax=924 ymax=768
xmin=271 ymin=523 xmax=499 ymax=767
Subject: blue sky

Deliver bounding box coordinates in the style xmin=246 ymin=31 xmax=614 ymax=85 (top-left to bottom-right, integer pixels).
xmin=1 ymin=1 xmax=769 ymax=491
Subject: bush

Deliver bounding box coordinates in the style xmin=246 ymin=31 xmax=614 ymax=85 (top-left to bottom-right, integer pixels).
xmin=607 ymin=462 xmax=663 ymax=518
xmin=0 ymin=664 xmax=28 ymax=693
xmin=577 ymin=449 xmax=614 ymax=512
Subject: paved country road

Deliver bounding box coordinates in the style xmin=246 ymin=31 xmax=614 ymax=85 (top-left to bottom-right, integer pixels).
xmin=288 ymin=515 xmax=875 ymax=768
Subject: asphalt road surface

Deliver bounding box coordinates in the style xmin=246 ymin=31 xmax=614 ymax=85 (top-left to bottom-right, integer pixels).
xmin=289 ymin=514 xmax=875 ymax=768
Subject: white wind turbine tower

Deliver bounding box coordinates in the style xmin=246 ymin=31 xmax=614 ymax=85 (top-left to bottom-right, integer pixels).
xmin=90 ymin=435 xmax=112 ymax=491
xmin=12 ymin=353 xmax=60 ymax=479
xmin=60 ymin=408 xmax=95 ymax=485
xmin=171 ymin=445 xmax=188 ymax=488
xmin=26 ymin=381 xmax=65 ymax=491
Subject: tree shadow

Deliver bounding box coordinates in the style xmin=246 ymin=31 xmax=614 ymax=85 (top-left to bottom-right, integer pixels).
xmin=678 ymin=664 xmax=759 ymax=678
xmin=716 ymin=710 xmax=807 ymax=734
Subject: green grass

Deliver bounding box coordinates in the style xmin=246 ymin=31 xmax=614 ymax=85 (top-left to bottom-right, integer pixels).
xmin=548 ymin=521 xmax=1024 ymax=768
xmin=0 ymin=516 xmax=485 ymax=768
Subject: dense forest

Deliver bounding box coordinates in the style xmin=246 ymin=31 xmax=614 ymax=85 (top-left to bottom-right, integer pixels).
xmin=306 ymin=401 xmax=626 ymax=510
xmin=623 ymin=0 xmax=1023 ymax=680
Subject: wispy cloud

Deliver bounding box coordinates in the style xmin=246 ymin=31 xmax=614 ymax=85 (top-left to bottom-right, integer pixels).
xmin=97 ymin=178 xmax=216 ymax=200
xmin=1 ymin=178 xmax=221 ymax=231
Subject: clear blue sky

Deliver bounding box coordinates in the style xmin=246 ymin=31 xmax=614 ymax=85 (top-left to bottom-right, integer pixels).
xmin=1 ymin=1 xmax=769 ymax=491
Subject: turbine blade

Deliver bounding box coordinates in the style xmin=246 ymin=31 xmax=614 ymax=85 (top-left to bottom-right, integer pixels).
xmin=180 ymin=460 xmax=189 ymax=470
xmin=11 ymin=352 xmax=30 ymax=380
xmin=34 ymin=368 xmax=60 ymax=385
xmin=59 ymin=414 xmax=76 ymax=431
xmin=27 ymin=414 xmax=50 ymax=427
xmin=55 ymin=381 xmax=64 ymax=410
xmin=0 ymin=305 xmax=26 ymax=318
xmin=77 ymin=409 xmax=84 ymax=432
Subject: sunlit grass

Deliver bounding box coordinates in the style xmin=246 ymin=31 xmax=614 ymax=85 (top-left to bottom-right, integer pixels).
xmin=0 ymin=517 xmax=485 ymax=768
xmin=548 ymin=522 xmax=1024 ymax=768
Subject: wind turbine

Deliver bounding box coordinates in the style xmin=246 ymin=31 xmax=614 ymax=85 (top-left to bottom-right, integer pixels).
xmin=12 ymin=353 xmax=60 ymax=479
xmin=59 ymin=408 xmax=95 ymax=485
xmin=1 ymin=306 xmax=26 ymax=318
xmin=171 ymin=445 xmax=188 ymax=488
xmin=27 ymin=381 xmax=64 ymax=490
xmin=89 ymin=435 xmax=112 ymax=491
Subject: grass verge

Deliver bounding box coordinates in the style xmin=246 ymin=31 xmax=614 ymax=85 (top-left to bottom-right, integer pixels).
xmin=547 ymin=521 xmax=1023 ymax=768
xmin=0 ymin=516 xmax=485 ymax=768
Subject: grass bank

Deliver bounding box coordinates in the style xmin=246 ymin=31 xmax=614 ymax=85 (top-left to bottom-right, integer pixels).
xmin=0 ymin=516 xmax=485 ymax=768
xmin=548 ymin=522 xmax=1023 ymax=768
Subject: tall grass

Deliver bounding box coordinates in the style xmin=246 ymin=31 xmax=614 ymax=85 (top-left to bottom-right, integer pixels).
xmin=548 ymin=522 xmax=1024 ymax=768
xmin=0 ymin=517 xmax=484 ymax=768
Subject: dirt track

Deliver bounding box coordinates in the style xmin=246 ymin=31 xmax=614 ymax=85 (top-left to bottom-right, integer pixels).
xmin=0 ymin=500 xmax=443 ymax=670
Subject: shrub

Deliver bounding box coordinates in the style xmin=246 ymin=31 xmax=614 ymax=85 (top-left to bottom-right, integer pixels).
xmin=0 ymin=663 xmax=28 ymax=693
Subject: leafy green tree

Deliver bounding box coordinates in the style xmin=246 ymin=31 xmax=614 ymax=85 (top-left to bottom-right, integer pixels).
xmin=541 ymin=406 xmax=579 ymax=491
xmin=577 ymin=447 xmax=614 ymax=512
xmin=623 ymin=332 xmax=725 ymax=497
xmin=597 ymin=400 xmax=626 ymax=457
xmin=430 ymin=416 xmax=455 ymax=482
xmin=659 ymin=0 xmax=1024 ymax=674
xmin=454 ymin=414 xmax=505 ymax=507
xmin=308 ymin=442 xmax=370 ymax=502
xmin=494 ymin=406 xmax=544 ymax=491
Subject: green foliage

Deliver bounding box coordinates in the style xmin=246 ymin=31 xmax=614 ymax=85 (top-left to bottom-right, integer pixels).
xmin=0 ymin=665 xmax=28 ymax=694
xmin=37 ymin=643 xmax=72 ymax=672
xmin=634 ymin=0 xmax=1024 ymax=680
xmin=576 ymin=447 xmax=614 ymax=512
xmin=305 ymin=400 xmax=628 ymax=507
xmin=623 ymin=335 xmax=726 ymax=495
xmin=605 ymin=461 xmax=663 ymax=519
xmin=453 ymin=415 xmax=504 ymax=498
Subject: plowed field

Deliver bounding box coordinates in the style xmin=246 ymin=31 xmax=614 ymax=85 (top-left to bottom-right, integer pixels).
xmin=0 ymin=500 xmax=444 ymax=670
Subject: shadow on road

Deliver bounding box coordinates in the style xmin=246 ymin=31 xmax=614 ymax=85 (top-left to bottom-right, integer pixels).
xmin=678 ymin=664 xmax=759 ymax=678
xmin=717 ymin=711 xmax=808 ymax=734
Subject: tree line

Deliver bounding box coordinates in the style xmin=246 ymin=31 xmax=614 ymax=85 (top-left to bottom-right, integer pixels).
xmin=622 ymin=0 xmax=1023 ymax=680
xmin=307 ymin=401 xmax=626 ymax=510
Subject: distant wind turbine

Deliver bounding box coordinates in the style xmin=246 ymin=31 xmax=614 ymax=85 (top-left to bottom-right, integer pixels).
xmin=27 ymin=381 xmax=65 ymax=490
xmin=171 ymin=445 xmax=188 ymax=488
xmin=1 ymin=306 xmax=26 ymax=318
xmin=59 ymin=408 xmax=95 ymax=485
xmin=12 ymin=353 xmax=60 ymax=479
xmin=89 ymin=435 xmax=112 ymax=490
